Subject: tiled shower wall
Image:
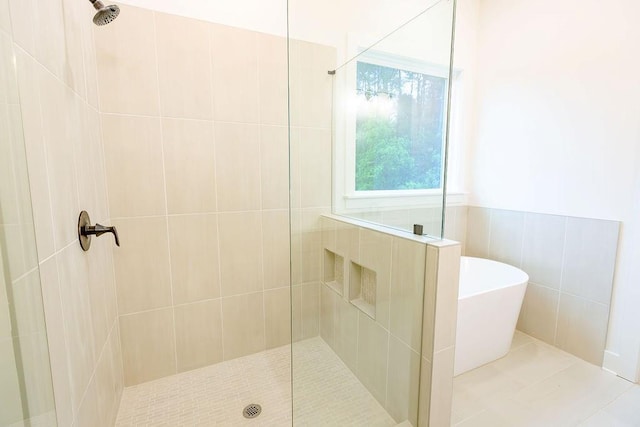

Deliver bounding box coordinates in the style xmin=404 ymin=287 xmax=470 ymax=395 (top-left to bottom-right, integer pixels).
xmin=465 ymin=206 xmax=620 ymax=366
xmin=7 ymin=0 xmax=124 ymax=425
xmin=95 ymin=4 xmax=335 ymax=385
xmin=0 ymin=24 xmax=55 ymax=425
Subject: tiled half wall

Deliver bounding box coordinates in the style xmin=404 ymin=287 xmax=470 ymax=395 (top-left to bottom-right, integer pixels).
xmin=320 ymin=215 xmax=461 ymax=426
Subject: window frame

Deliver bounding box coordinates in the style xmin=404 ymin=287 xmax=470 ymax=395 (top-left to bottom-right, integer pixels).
xmin=335 ymin=47 xmax=456 ymax=212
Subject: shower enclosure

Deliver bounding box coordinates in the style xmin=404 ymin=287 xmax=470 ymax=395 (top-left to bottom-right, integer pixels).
xmin=0 ymin=0 xmax=457 ymax=425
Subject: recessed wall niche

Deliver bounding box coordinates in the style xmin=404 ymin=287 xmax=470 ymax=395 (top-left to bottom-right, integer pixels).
xmin=349 ymin=261 xmax=376 ymax=319
xmin=323 ymin=249 xmax=344 ymax=295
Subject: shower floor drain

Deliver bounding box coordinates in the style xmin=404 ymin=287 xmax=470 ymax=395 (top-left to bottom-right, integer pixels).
xmin=243 ymin=403 xmax=262 ymax=419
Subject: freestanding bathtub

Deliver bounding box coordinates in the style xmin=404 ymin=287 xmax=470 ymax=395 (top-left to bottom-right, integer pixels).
xmin=454 ymin=256 xmax=529 ymax=376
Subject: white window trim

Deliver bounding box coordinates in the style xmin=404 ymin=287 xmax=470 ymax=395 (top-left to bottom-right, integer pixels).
xmin=333 ymin=36 xmax=463 ymax=214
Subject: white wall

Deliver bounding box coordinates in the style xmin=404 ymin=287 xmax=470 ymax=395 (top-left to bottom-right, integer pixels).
xmin=470 ymin=0 xmax=640 ymax=381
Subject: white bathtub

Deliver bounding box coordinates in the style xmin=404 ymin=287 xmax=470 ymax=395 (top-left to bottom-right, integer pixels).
xmin=454 ymin=256 xmax=529 ymax=376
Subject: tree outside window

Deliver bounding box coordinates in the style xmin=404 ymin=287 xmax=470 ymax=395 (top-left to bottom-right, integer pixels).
xmin=355 ymin=61 xmax=447 ymax=191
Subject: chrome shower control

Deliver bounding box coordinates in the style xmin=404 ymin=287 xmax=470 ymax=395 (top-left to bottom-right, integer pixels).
xmin=78 ymin=211 xmax=120 ymax=251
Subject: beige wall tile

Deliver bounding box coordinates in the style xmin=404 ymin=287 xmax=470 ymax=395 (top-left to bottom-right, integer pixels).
xmin=112 ymin=217 xmax=172 ymax=314
xmin=291 ymin=284 xmax=302 ymax=342
xmin=168 ymin=214 xmax=220 ymax=304
xmin=210 ymin=24 xmax=258 ymax=123
xmin=432 ymin=244 xmax=461 ymax=352
xmin=37 ymin=70 xmax=80 ymax=249
xmin=0 ymin=338 xmax=23 ymax=425
xmin=0 ymin=261 xmax=10 ymax=339
xmin=120 ymin=308 xmax=176 ymax=386
xmin=0 ymin=35 xmax=17 ymax=105
xmin=257 ymin=33 xmax=288 ymax=126
xmin=81 ymin=6 xmax=99 ymax=109
xmin=218 ymin=212 xmax=263 ymax=297
xmin=466 ymin=207 xmax=491 ymax=258
xmin=94 ymin=5 xmax=159 ymax=115
xmin=358 ymin=229 xmax=393 ymax=329
xmin=17 ymin=333 xmax=56 ymax=418
xmin=390 ymin=237 xmax=426 ymax=351
xmin=175 ymin=300 xmax=223 ymax=372
xmin=38 ymin=257 xmax=73 ymax=426
xmin=76 ymin=107 xmax=110 ymax=223
xmin=222 ymin=292 xmax=265 ymax=360
xmin=298 ymin=128 xmax=331 ymax=208
xmin=15 ymin=51 xmax=55 ymax=260
xmin=521 ymin=213 xmax=566 ymax=289
xmin=260 ymin=125 xmax=289 ymax=210
xmin=422 ymin=247 xmax=438 ymax=360
xmin=262 ymin=210 xmax=290 ymax=290
xmin=102 ymin=114 xmax=166 ymax=218
xmin=94 ymin=328 xmax=122 ymax=426
xmin=58 ymin=0 xmax=87 ymax=98
xmin=264 ymin=287 xmax=291 ymax=349
xmin=555 ymin=294 xmax=609 ymax=366
xmin=488 ymin=209 xmax=525 ymax=267
xmin=7 ymin=0 xmax=36 ymax=55
xmin=214 ymin=122 xmax=261 ymax=212
xmin=386 ymin=336 xmax=421 ymax=425
xmin=162 ymin=118 xmax=216 ymax=214
xmin=0 ymin=0 xmax=11 ymax=34
xmin=155 ymin=13 xmax=213 ymax=119
xmin=319 ymin=284 xmax=336 ymax=347
xmin=75 ymin=377 xmax=100 ymax=427
xmin=301 ymin=282 xmax=320 ymax=339
xmin=418 ymin=356 xmax=432 ymax=427
xmin=87 ymin=241 xmax=116 ymax=358
xmin=429 ymin=346 xmax=455 ymax=427
xmin=11 ymin=270 xmax=46 ymax=337
xmin=356 ymin=312 xmax=389 ymax=406
xmin=291 ymin=41 xmax=335 ymax=128
xmin=561 ymin=217 xmax=619 ymax=305
xmin=57 ymin=245 xmax=96 ymax=412
xmin=517 ymin=283 xmax=559 ymax=345
xmin=333 ymin=297 xmax=358 ymax=372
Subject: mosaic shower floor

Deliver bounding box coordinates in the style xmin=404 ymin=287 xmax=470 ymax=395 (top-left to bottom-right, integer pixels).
xmin=115 ymin=337 xmax=396 ymax=426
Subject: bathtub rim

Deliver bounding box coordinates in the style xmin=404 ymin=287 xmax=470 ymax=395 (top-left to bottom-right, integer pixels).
xmin=459 ymin=256 xmax=529 ymax=300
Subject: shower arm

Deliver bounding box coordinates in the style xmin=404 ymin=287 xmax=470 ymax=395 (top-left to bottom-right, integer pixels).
xmin=89 ymin=0 xmax=105 ymax=8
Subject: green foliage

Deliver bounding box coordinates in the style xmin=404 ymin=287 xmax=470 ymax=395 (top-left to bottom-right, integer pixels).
xmin=355 ymin=61 xmax=446 ymax=191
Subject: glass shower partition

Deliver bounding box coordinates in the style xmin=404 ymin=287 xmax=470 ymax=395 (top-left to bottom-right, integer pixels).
xmin=0 ymin=22 xmax=57 ymax=427
xmin=288 ymin=0 xmax=456 ymax=425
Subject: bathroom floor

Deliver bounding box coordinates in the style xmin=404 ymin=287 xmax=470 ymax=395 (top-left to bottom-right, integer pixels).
xmin=115 ymin=336 xmax=396 ymax=426
xmin=452 ymin=331 xmax=640 ymax=426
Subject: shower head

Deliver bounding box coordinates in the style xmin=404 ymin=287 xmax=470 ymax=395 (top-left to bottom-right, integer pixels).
xmin=89 ymin=0 xmax=120 ymax=26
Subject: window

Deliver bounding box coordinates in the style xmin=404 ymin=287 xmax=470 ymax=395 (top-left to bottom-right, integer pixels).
xmin=354 ymin=59 xmax=448 ymax=192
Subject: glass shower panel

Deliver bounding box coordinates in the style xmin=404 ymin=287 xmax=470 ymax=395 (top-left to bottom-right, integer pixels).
xmin=329 ymin=0 xmax=456 ymax=239
xmin=0 ymin=26 xmax=57 ymax=427
xmin=288 ymin=0 xmax=455 ymax=425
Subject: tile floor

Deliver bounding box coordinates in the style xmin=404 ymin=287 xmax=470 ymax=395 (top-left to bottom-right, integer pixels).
xmin=115 ymin=331 xmax=640 ymax=426
xmin=452 ymin=331 xmax=640 ymax=426
xmin=115 ymin=336 xmax=396 ymax=426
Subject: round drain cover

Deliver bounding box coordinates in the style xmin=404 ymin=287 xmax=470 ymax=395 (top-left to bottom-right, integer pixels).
xmin=243 ymin=403 xmax=262 ymax=419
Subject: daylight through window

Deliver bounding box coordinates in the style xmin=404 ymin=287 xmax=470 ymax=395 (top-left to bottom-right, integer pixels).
xmin=355 ymin=61 xmax=447 ymax=192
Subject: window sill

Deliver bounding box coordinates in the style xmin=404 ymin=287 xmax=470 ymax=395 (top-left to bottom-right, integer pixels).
xmin=342 ymin=191 xmax=467 ymax=210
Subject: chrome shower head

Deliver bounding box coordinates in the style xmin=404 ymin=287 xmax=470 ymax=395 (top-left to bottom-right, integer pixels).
xmin=89 ymin=0 xmax=120 ymax=26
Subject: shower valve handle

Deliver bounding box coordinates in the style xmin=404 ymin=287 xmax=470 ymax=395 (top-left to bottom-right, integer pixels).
xmin=78 ymin=211 xmax=120 ymax=251
xmin=82 ymin=224 xmax=120 ymax=247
